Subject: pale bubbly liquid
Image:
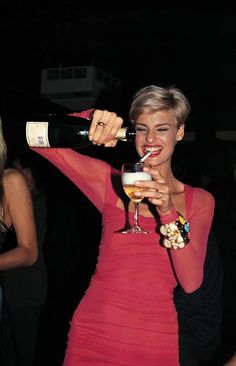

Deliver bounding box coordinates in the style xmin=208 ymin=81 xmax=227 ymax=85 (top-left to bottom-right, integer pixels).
xmin=122 ymin=172 xmax=151 ymax=203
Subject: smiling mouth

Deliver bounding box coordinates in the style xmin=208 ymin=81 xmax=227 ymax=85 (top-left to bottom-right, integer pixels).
xmin=144 ymin=146 xmax=162 ymax=154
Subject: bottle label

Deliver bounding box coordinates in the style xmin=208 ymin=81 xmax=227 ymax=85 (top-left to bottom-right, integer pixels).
xmin=26 ymin=122 xmax=50 ymax=147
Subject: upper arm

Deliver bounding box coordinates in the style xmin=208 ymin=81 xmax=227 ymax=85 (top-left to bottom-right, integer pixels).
xmin=3 ymin=169 xmax=37 ymax=253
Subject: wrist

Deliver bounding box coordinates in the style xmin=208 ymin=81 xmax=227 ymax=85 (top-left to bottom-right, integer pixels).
xmin=159 ymin=206 xmax=179 ymax=224
xmin=159 ymin=212 xmax=190 ymax=250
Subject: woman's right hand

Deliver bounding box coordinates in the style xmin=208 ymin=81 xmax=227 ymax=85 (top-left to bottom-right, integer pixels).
xmin=134 ymin=166 xmax=174 ymax=216
xmin=89 ymin=109 xmax=124 ymax=147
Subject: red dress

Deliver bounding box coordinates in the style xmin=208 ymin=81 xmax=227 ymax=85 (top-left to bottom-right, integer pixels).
xmin=32 ymin=114 xmax=214 ymax=366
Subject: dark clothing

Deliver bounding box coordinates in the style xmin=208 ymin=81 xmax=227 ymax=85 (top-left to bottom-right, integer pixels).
xmin=0 ymin=223 xmax=11 ymax=319
xmin=0 ymin=223 xmax=12 ymax=255
xmin=0 ymin=188 xmax=47 ymax=366
xmin=174 ymin=230 xmax=224 ymax=366
xmin=0 ymin=300 xmax=40 ymax=366
xmin=2 ymin=189 xmax=47 ymax=307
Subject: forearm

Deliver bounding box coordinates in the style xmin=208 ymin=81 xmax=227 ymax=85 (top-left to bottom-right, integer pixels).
xmin=170 ymin=246 xmax=203 ymax=293
xmin=170 ymin=221 xmax=213 ymax=293
xmin=160 ymin=192 xmax=215 ymax=293
xmin=0 ymin=245 xmax=37 ymax=270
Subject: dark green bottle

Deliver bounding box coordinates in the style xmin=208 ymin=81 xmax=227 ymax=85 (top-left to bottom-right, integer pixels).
xmin=26 ymin=114 xmax=136 ymax=148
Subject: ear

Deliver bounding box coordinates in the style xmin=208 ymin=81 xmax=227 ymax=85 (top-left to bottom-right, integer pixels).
xmin=176 ymin=124 xmax=185 ymax=141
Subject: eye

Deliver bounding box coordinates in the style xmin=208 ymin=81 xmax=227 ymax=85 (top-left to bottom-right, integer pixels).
xmin=135 ymin=126 xmax=148 ymax=133
xmin=156 ymin=127 xmax=169 ymax=133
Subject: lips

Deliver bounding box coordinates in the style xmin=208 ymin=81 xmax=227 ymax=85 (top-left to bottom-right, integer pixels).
xmin=143 ymin=145 xmax=162 ymax=156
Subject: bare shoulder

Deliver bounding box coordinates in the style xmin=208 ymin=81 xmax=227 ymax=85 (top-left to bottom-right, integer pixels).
xmin=3 ymin=168 xmax=27 ymax=189
xmin=3 ymin=168 xmax=24 ymax=180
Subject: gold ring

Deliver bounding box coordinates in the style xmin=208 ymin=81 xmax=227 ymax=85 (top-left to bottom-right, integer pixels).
xmin=97 ymin=121 xmax=106 ymax=127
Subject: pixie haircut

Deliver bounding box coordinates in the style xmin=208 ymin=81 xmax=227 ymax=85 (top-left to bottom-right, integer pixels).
xmin=129 ymin=85 xmax=191 ymax=128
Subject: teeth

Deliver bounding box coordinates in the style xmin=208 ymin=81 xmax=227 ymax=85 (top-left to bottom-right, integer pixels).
xmin=145 ymin=147 xmax=162 ymax=153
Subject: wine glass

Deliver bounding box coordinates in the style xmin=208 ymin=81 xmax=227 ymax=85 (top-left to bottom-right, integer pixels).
xmin=121 ymin=161 xmax=152 ymax=234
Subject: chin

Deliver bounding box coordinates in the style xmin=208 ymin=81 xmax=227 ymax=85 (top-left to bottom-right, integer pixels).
xmin=149 ymin=158 xmax=163 ymax=167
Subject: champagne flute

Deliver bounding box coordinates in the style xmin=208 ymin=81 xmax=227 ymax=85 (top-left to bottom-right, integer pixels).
xmin=121 ymin=161 xmax=152 ymax=234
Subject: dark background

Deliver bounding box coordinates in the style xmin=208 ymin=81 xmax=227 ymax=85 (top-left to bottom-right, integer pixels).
xmin=1 ymin=5 xmax=236 ymax=130
xmin=1 ymin=4 xmax=236 ymax=366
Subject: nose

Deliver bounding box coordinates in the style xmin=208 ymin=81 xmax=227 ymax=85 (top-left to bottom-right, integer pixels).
xmin=146 ymin=129 xmax=155 ymax=143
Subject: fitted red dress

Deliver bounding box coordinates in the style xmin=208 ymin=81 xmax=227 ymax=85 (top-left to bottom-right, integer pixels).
xmin=33 ymin=113 xmax=215 ymax=366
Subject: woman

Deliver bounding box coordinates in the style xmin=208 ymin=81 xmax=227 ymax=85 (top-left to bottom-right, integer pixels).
xmin=0 ymin=151 xmax=46 ymax=365
xmin=32 ymin=85 xmax=214 ymax=365
xmin=0 ymin=116 xmax=38 ymax=291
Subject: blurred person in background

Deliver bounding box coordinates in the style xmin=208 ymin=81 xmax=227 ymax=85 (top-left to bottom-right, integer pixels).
xmin=0 ymin=116 xmax=37 ymax=306
xmin=0 ymin=149 xmax=47 ymax=366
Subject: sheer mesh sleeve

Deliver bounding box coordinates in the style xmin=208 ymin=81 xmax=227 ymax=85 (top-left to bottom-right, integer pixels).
xmin=170 ymin=187 xmax=215 ymax=293
xmin=31 ymin=147 xmax=111 ymax=213
xmin=31 ymin=109 xmax=113 ymax=213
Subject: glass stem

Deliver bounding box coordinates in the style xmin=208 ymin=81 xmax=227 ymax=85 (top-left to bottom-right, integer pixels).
xmin=134 ymin=202 xmax=140 ymax=228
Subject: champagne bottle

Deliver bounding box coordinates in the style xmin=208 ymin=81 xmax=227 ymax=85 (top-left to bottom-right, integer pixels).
xmin=26 ymin=114 xmax=136 ymax=148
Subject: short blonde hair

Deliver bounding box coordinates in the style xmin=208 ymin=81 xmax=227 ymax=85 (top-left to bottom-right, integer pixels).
xmin=129 ymin=85 xmax=191 ymax=128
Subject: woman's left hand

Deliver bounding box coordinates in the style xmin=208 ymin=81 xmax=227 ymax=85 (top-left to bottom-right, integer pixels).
xmin=134 ymin=166 xmax=173 ymax=215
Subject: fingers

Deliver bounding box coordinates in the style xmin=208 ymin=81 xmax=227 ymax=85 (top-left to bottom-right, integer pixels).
xmin=89 ymin=109 xmax=123 ymax=146
xmin=89 ymin=109 xmax=110 ymax=134
xmin=142 ymin=166 xmax=167 ymax=194
xmin=103 ymin=140 xmax=118 ymax=148
xmin=144 ymin=166 xmax=165 ymax=184
xmin=134 ymin=167 xmax=172 ymax=211
xmin=134 ymin=182 xmax=167 ymax=203
xmin=134 ymin=184 xmax=171 ymax=213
